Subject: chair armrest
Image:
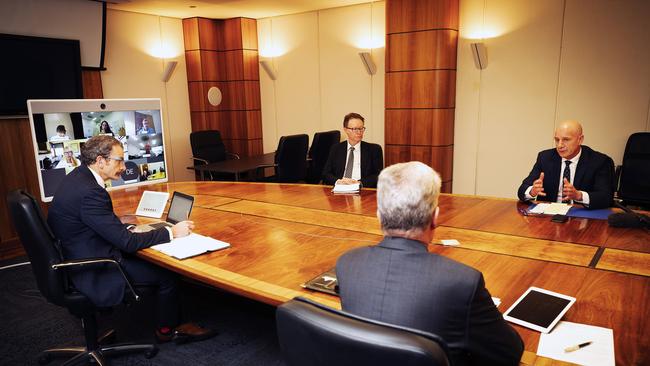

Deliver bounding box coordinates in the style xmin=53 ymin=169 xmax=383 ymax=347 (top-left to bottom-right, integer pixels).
xmin=52 ymin=258 xmax=141 ymax=301
xmin=614 ymin=164 xmax=622 ymax=193
xmin=227 ymin=152 xmax=240 ymax=160
xmin=191 ymin=157 xmax=209 ymax=165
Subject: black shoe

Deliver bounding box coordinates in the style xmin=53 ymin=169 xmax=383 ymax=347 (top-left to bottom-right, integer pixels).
xmin=156 ymin=323 xmax=217 ymax=344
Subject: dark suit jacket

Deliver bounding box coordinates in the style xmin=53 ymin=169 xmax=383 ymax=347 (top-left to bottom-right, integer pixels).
xmin=336 ymin=237 xmax=524 ymax=366
xmin=517 ymin=145 xmax=614 ymax=209
xmin=322 ymin=141 xmax=383 ymax=188
xmin=48 ymin=164 xmax=170 ymax=307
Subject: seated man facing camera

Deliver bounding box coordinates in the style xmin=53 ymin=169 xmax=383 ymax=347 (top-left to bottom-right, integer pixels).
xmin=48 ymin=135 xmax=215 ymax=343
xmin=336 ymin=162 xmax=523 ymax=365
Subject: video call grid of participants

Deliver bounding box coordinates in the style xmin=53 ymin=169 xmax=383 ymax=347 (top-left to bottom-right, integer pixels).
xmin=40 ymin=110 xmax=167 ymax=187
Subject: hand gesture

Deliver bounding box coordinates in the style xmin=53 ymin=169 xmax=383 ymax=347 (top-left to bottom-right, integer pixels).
xmin=336 ymin=178 xmax=359 ymax=185
xmin=172 ymin=220 xmax=195 ymax=238
xmin=530 ymin=172 xmax=546 ymax=197
xmin=561 ymin=178 xmax=583 ymax=202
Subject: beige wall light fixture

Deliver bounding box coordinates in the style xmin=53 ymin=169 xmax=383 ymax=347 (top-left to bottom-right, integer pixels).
xmin=470 ymin=43 xmax=488 ymax=69
xmin=358 ymin=52 xmax=376 ymax=75
xmin=260 ymin=59 xmax=277 ymax=80
xmin=162 ymin=60 xmax=178 ymax=82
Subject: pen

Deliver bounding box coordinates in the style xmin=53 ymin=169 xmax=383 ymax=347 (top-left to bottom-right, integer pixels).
xmin=564 ymin=341 xmax=592 ymax=353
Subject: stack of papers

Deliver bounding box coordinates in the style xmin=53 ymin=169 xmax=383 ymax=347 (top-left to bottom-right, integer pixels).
xmin=529 ymin=203 xmax=571 ymax=215
xmin=332 ymin=182 xmax=360 ymax=194
xmin=151 ymin=233 xmax=230 ymax=260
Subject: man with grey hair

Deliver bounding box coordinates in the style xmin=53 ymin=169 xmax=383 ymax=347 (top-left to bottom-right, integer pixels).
xmin=336 ymin=161 xmax=523 ymax=365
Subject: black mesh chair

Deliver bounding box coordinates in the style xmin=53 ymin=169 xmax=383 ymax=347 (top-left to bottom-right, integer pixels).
xmin=7 ymin=190 xmax=157 ymax=365
xmin=271 ymin=134 xmax=309 ymax=183
xmin=306 ymin=130 xmax=341 ymax=184
xmin=189 ymin=130 xmax=239 ymax=180
xmin=616 ymin=132 xmax=650 ymax=208
xmin=276 ymin=297 xmax=450 ymax=366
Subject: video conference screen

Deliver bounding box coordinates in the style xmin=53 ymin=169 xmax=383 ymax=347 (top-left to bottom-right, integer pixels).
xmin=27 ymin=99 xmax=168 ymax=202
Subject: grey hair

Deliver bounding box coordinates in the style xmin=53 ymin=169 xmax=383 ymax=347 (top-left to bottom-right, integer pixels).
xmin=80 ymin=135 xmax=121 ymax=165
xmin=377 ymin=161 xmax=441 ymax=235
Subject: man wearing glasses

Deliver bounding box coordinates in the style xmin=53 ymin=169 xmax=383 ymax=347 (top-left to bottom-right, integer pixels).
xmin=48 ymin=135 xmax=215 ymax=344
xmin=322 ymin=112 xmax=383 ymax=188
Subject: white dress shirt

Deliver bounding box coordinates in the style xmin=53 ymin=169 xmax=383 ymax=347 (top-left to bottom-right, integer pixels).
xmin=345 ymin=141 xmax=361 ymax=181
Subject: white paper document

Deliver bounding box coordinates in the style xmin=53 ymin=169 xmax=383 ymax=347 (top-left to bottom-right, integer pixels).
xmin=528 ymin=202 xmax=571 ymax=215
xmin=537 ymin=321 xmax=615 ymax=366
xmin=151 ymin=233 xmax=230 ymax=260
xmin=332 ymin=182 xmax=360 ymax=193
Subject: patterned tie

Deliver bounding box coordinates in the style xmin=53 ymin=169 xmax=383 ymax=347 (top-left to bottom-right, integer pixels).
xmin=563 ymin=161 xmax=572 ymax=183
xmin=343 ymin=147 xmax=355 ymax=178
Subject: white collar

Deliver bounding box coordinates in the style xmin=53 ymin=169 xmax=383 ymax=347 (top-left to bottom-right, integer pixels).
xmin=88 ymin=165 xmax=107 ymax=189
xmin=563 ymin=148 xmax=582 ymax=165
xmin=347 ymin=141 xmax=360 ymax=149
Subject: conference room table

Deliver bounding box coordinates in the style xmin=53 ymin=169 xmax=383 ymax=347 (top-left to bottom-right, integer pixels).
xmin=110 ymin=181 xmax=649 ymax=365
xmin=189 ymin=152 xmax=276 ymax=181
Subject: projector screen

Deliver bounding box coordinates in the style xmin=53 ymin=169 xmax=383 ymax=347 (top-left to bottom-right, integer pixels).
xmin=27 ymin=99 xmax=168 ymax=202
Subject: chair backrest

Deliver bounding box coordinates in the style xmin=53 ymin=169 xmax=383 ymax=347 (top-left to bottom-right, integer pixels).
xmin=306 ymin=130 xmax=341 ymax=184
xmin=619 ymin=132 xmax=650 ymax=205
xmin=190 ymin=130 xmax=227 ymax=164
xmin=275 ymin=134 xmax=309 ymax=183
xmin=7 ymin=190 xmax=67 ymax=307
xmin=276 ymin=297 xmax=450 ymax=366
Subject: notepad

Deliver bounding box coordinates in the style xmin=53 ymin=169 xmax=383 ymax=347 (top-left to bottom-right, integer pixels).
xmin=332 ymin=182 xmax=360 ymax=194
xmin=151 ymin=233 xmax=230 ymax=260
xmin=528 ymin=203 xmax=571 ymax=215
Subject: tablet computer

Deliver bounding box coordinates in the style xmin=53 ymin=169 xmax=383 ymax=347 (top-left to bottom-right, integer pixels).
xmin=503 ymin=287 xmax=576 ymax=333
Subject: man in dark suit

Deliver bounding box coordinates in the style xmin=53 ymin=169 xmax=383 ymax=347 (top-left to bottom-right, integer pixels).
xmin=322 ymin=112 xmax=383 ymax=188
xmin=336 ymin=162 xmax=523 ymax=366
xmin=517 ymin=120 xmax=614 ymax=209
xmin=48 ymin=135 xmax=214 ymax=343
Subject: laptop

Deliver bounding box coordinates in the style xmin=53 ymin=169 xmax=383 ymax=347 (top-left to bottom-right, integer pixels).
xmin=145 ymin=191 xmax=194 ymax=230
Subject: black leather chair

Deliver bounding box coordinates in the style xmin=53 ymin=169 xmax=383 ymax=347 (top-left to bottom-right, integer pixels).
xmin=271 ymin=134 xmax=309 ymax=183
xmin=189 ymin=130 xmax=239 ymax=180
xmin=616 ymin=132 xmax=650 ymax=208
xmin=276 ymin=297 xmax=450 ymax=366
xmin=7 ymin=190 xmax=158 ymax=365
xmin=306 ymin=130 xmax=341 ymax=184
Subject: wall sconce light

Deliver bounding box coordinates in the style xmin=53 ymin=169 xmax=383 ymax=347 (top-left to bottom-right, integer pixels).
xmin=162 ymin=60 xmax=178 ymax=82
xmin=259 ymin=59 xmax=277 ymax=80
xmin=358 ymin=52 xmax=376 ymax=75
xmin=470 ymin=43 xmax=488 ymax=70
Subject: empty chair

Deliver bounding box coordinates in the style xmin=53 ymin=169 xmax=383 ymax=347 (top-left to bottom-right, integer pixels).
xmin=617 ymin=132 xmax=650 ymax=208
xmin=272 ymin=134 xmax=309 ymax=183
xmin=189 ymin=130 xmax=239 ymax=180
xmin=306 ymin=130 xmax=341 ymax=184
xmin=6 ymin=190 xmax=158 ymax=365
xmin=276 ymin=297 xmax=450 ymax=366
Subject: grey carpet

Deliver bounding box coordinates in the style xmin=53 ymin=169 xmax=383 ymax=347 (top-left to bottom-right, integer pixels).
xmin=0 ymin=257 xmax=286 ymax=366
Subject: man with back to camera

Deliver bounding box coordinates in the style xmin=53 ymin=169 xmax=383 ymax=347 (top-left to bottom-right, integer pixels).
xmin=517 ymin=120 xmax=615 ymax=209
xmin=322 ymin=112 xmax=383 ymax=188
xmin=336 ymin=162 xmax=524 ymax=365
xmin=48 ymin=135 xmax=215 ymax=343
xmin=137 ymin=118 xmax=155 ymax=135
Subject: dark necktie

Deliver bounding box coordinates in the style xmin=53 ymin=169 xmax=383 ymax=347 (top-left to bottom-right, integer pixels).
xmin=343 ymin=147 xmax=355 ymax=178
xmin=563 ymin=161 xmax=572 ymax=183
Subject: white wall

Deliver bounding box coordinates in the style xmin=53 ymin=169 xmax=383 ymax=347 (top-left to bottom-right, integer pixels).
xmin=103 ymin=9 xmax=194 ymax=182
xmin=454 ymin=0 xmax=650 ymax=198
xmin=257 ymin=2 xmax=385 ymax=153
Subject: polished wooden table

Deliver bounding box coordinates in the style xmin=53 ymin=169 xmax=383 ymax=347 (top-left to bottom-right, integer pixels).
xmin=111 ymin=182 xmax=649 ymax=365
xmin=189 ymin=152 xmax=276 ymax=181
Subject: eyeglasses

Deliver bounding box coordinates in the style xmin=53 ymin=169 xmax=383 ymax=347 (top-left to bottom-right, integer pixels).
xmin=346 ymin=127 xmax=366 ymax=133
xmin=105 ymin=156 xmax=125 ymax=164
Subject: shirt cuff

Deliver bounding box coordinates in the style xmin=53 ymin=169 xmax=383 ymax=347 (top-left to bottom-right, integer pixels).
xmin=524 ymin=186 xmax=535 ymax=200
xmin=575 ymin=191 xmax=590 ymax=206
xmin=165 ymin=227 xmax=173 ymax=241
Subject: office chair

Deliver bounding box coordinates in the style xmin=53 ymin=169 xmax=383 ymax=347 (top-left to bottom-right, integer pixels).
xmin=616 ymin=132 xmax=650 ymax=208
xmin=7 ymin=190 xmax=158 ymax=365
xmin=306 ymin=130 xmax=341 ymax=184
xmin=276 ymin=297 xmax=450 ymax=366
xmin=189 ymin=130 xmax=239 ymax=180
xmin=270 ymin=134 xmax=309 ymax=183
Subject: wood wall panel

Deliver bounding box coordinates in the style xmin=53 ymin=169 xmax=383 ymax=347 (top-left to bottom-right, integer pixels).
xmin=387 ymin=30 xmax=458 ymax=71
xmin=183 ymin=18 xmax=200 ymax=50
xmin=203 ymin=51 xmax=227 ymax=81
xmin=385 ymin=109 xmax=454 ymax=146
xmin=223 ymin=18 xmax=243 ymax=50
xmin=385 ymin=70 xmax=456 ymax=108
xmin=384 ymin=145 xmax=453 ymax=181
xmin=386 ymin=0 xmax=459 ymax=34
xmin=185 ymin=50 xmax=203 ymax=81
xmin=240 ymin=18 xmax=258 ymax=50
xmin=81 ymin=70 xmax=103 ymax=99
xmin=242 ymin=50 xmax=260 ymax=80
xmin=198 ymin=17 xmax=221 ymax=50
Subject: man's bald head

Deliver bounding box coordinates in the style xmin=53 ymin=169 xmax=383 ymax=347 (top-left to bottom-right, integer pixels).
xmin=554 ymin=120 xmax=584 ymax=159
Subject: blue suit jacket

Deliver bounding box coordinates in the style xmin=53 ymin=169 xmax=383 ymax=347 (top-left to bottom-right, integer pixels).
xmin=48 ymin=164 xmax=170 ymax=306
xmin=517 ymin=145 xmax=615 ymax=209
xmin=322 ymin=141 xmax=383 ymax=188
xmin=336 ymin=237 xmax=524 ymax=366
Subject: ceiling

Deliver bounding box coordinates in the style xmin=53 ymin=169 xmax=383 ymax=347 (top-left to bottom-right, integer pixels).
xmin=105 ymin=0 xmax=373 ymax=19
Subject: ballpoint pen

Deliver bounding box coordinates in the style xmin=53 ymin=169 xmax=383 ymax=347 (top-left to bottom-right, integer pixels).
xmin=564 ymin=341 xmax=592 ymax=352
